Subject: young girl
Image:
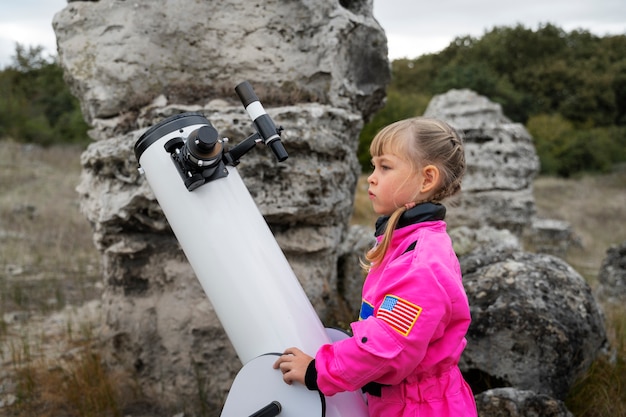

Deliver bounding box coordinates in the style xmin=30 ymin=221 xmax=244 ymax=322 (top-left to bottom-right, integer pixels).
xmin=273 ymin=117 xmax=477 ymax=416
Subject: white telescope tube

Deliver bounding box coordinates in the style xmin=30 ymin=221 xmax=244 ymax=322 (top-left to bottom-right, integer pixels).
xmin=135 ymin=112 xmax=368 ymax=416
xmin=136 ymin=115 xmax=328 ymax=360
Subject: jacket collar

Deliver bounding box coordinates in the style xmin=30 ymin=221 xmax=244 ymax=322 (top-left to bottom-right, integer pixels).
xmin=374 ymin=202 xmax=446 ymax=237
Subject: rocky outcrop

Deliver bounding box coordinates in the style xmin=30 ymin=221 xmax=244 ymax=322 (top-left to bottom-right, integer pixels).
xmin=459 ymin=249 xmax=607 ymax=400
xmin=525 ymin=218 xmax=581 ymax=258
xmin=595 ymin=241 xmax=626 ymax=304
xmin=423 ymin=89 xmax=540 ymax=235
xmin=54 ymin=0 xmax=390 ymax=412
xmin=475 ymin=388 xmax=574 ymax=417
xmin=420 ymin=91 xmax=600 ymax=401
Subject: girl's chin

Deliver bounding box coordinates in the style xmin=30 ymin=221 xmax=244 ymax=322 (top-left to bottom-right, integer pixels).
xmin=373 ymin=208 xmax=392 ymax=216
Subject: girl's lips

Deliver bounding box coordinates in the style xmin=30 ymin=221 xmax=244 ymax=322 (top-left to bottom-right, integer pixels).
xmin=368 ymin=191 xmax=375 ymax=199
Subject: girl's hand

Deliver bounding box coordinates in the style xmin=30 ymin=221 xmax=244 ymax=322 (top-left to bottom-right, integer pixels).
xmin=272 ymin=347 xmax=313 ymax=385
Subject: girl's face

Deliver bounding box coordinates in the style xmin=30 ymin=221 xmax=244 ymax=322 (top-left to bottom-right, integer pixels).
xmin=367 ymin=152 xmax=423 ymax=216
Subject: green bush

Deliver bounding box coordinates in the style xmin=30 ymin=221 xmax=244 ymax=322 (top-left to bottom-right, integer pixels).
xmin=0 ymin=44 xmax=89 ymax=146
xmin=528 ymin=113 xmax=626 ymax=176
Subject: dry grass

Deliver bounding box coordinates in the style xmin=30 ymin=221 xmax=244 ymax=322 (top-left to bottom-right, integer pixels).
xmin=7 ymin=349 xmax=130 ymax=417
xmin=532 ymin=172 xmax=626 ymax=283
xmin=531 ymin=171 xmax=626 ymax=416
xmin=566 ymin=303 xmax=626 ymax=417
xmin=350 ymin=174 xmax=378 ymax=227
xmin=0 ymin=141 xmax=101 ymax=316
xmin=0 ymin=141 xmax=113 ymax=416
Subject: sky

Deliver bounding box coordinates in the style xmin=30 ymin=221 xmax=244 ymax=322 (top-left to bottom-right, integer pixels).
xmin=0 ymin=0 xmax=625 ymax=68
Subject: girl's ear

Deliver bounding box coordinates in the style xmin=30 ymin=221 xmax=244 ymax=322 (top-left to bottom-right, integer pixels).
xmin=420 ymin=165 xmax=440 ymax=194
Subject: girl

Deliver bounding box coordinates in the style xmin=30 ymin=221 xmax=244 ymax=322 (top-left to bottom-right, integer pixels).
xmin=273 ymin=117 xmax=477 ymax=416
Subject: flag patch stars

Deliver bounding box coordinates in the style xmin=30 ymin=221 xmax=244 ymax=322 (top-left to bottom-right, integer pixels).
xmin=376 ymin=294 xmax=422 ymax=336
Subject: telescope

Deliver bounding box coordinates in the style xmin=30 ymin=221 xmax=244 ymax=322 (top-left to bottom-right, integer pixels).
xmin=134 ymin=81 xmax=368 ymax=416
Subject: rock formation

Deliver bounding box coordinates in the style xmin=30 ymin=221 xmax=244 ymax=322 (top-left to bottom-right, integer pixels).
xmin=54 ymin=0 xmax=389 ymax=413
xmin=595 ymin=240 xmax=626 ymax=304
xmin=459 ymin=248 xmax=607 ymax=400
xmin=475 ymin=388 xmax=574 ymax=417
xmin=423 ymin=89 xmax=540 ymax=235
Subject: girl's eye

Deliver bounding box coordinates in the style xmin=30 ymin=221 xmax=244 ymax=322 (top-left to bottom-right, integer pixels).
xmin=381 ymin=165 xmax=391 ymax=171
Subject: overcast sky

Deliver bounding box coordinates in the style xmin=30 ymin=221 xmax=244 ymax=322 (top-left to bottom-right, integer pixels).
xmin=0 ymin=0 xmax=625 ymax=68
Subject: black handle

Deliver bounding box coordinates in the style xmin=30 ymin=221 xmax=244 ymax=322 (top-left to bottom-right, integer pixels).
xmin=249 ymin=401 xmax=282 ymax=417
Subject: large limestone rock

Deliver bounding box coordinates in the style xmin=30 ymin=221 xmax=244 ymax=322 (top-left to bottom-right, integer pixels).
xmin=459 ymin=248 xmax=607 ymax=400
xmin=54 ymin=0 xmax=390 ymax=413
xmin=423 ymin=89 xmax=540 ymax=235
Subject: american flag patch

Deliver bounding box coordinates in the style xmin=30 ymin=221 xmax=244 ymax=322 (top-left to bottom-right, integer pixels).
xmin=376 ymin=295 xmax=422 ymax=336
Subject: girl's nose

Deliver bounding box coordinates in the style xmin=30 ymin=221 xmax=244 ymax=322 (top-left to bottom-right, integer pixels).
xmin=367 ymin=172 xmax=375 ymax=184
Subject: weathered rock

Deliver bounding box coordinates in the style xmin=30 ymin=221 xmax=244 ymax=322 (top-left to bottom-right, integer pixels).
xmin=449 ymin=225 xmax=521 ymax=258
xmin=459 ymin=250 xmax=607 ymax=400
xmin=53 ymin=0 xmax=389 ymax=125
xmin=595 ymin=241 xmax=626 ymax=304
xmin=475 ymin=388 xmax=574 ymax=417
xmin=525 ymin=218 xmax=581 ymax=259
xmin=423 ymin=89 xmax=540 ymax=235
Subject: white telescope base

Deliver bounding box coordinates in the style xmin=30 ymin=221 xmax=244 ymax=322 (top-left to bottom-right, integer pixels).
xmin=220 ymin=328 xmax=368 ymax=417
xmin=220 ymin=354 xmax=323 ymax=417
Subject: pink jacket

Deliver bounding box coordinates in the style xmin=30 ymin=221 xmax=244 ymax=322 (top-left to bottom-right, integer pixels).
xmin=314 ymin=213 xmax=477 ymax=416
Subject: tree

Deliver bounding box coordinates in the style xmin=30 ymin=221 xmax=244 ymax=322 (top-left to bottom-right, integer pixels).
xmin=360 ymin=24 xmax=626 ymax=176
xmin=357 ymin=90 xmax=430 ymax=171
xmin=0 ymin=44 xmax=89 ymax=146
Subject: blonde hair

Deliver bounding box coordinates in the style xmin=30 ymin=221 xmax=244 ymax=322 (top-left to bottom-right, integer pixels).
xmin=363 ymin=117 xmax=465 ymax=271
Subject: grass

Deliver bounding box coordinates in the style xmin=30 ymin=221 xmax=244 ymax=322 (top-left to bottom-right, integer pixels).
xmin=0 ymin=141 xmax=101 ymax=316
xmin=531 ymin=172 xmax=626 ymax=283
xmin=1 ymin=140 xmax=625 ymax=416
xmin=566 ymin=303 xmax=626 ymax=417
xmin=5 ymin=336 xmax=134 ymax=417
xmin=0 ymin=140 xmax=114 ymax=416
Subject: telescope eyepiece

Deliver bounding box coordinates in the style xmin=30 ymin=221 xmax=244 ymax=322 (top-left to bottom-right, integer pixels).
xmin=235 ymin=81 xmax=288 ymax=163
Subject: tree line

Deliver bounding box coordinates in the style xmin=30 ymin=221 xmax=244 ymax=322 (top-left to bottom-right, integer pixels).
xmin=2 ymin=24 xmax=626 ymax=176
xmin=360 ymin=23 xmax=626 ymax=177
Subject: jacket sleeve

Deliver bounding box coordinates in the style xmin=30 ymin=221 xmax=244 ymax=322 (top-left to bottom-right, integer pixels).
xmin=314 ymin=253 xmax=453 ymax=396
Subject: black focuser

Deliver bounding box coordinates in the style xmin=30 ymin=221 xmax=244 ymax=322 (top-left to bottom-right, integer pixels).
xmin=185 ymin=125 xmax=223 ymax=166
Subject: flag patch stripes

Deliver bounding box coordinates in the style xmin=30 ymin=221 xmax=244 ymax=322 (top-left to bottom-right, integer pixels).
xmin=376 ymin=294 xmax=422 ymax=336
